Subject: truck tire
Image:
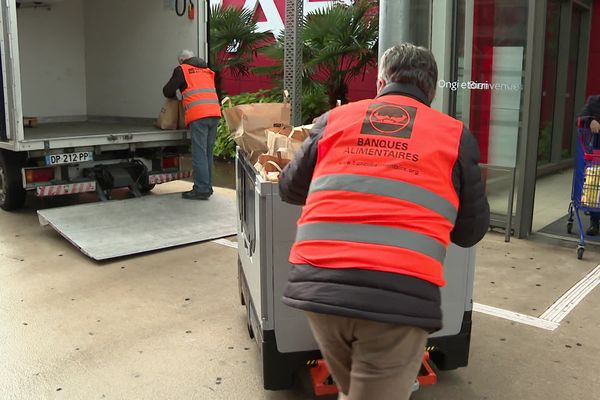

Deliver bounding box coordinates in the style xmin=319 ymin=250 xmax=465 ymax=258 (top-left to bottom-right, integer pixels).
xmin=0 ymin=150 xmax=27 ymax=211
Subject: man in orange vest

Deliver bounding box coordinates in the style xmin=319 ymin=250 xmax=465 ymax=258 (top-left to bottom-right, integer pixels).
xmin=163 ymin=50 xmax=222 ymax=200
xmin=279 ymin=43 xmax=490 ymax=400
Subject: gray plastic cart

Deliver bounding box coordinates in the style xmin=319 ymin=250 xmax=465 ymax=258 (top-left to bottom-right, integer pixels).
xmin=236 ymin=150 xmax=475 ymax=390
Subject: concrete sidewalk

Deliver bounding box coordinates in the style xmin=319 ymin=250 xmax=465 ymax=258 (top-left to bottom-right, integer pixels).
xmin=0 ymin=182 xmax=599 ymax=399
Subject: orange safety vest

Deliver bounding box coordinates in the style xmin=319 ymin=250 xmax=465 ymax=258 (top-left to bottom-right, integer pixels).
xmin=180 ymin=64 xmax=221 ymax=126
xmin=289 ymin=95 xmax=464 ymax=286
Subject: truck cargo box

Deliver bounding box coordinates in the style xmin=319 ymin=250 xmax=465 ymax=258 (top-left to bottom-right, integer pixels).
xmin=0 ymin=0 xmax=209 ymax=210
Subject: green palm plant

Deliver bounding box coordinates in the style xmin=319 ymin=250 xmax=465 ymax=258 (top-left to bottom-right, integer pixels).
xmin=254 ymin=31 xmax=330 ymax=124
xmin=209 ymin=4 xmax=272 ymax=98
xmin=255 ymin=0 xmax=378 ymax=108
xmin=303 ymin=0 xmax=379 ymax=107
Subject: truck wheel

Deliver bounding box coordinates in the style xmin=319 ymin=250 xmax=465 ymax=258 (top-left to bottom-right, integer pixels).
xmin=0 ymin=150 xmax=26 ymax=211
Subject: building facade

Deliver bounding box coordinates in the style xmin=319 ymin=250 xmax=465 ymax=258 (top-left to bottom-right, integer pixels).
xmin=215 ymin=0 xmax=599 ymax=238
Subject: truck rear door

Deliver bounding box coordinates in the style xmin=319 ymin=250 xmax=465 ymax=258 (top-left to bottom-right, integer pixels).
xmin=198 ymin=0 xmax=209 ymax=61
xmin=0 ymin=0 xmax=24 ymax=144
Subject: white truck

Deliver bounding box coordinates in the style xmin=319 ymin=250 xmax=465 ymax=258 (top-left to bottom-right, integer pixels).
xmin=0 ymin=0 xmax=208 ymax=210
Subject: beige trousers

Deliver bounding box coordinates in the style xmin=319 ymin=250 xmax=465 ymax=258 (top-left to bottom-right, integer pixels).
xmin=306 ymin=312 xmax=428 ymax=400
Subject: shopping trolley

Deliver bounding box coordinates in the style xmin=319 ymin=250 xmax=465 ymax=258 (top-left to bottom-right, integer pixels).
xmin=567 ymin=120 xmax=600 ymax=259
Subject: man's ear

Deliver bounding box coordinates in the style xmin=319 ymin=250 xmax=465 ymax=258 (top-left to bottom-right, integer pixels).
xmin=377 ymin=79 xmax=386 ymax=93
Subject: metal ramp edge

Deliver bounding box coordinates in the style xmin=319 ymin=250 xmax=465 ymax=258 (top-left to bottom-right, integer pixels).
xmin=37 ymin=191 xmax=237 ymax=260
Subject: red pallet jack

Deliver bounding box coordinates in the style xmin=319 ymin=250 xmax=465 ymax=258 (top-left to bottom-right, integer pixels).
xmin=309 ymin=352 xmax=437 ymax=396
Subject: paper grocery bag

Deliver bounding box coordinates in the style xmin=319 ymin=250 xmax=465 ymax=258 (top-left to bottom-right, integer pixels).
xmin=221 ymin=94 xmax=291 ymax=163
xmin=267 ymin=124 xmax=313 ymax=159
xmin=254 ymin=153 xmax=290 ymax=182
xmin=156 ymin=99 xmax=180 ymax=130
xmin=178 ymin=101 xmax=186 ymax=129
xmin=266 ymin=124 xmax=313 ymax=160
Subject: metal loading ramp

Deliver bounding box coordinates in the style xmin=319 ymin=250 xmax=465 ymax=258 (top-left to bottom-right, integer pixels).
xmin=37 ymin=191 xmax=237 ymax=260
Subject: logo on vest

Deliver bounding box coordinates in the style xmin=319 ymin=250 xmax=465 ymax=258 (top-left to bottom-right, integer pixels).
xmin=362 ymin=103 xmax=417 ymax=138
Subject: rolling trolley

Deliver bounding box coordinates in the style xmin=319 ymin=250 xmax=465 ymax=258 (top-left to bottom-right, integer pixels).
xmin=236 ymin=149 xmax=477 ymax=391
xmin=567 ymin=122 xmax=600 ymax=259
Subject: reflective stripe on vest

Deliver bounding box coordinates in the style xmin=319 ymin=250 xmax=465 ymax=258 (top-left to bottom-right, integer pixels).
xmin=309 ymin=174 xmax=458 ymax=223
xmin=289 ymin=94 xmax=463 ymax=286
xmin=181 ymin=65 xmax=221 ymax=126
xmin=184 ymin=98 xmax=220 ymax=111
xmin=182 ymin=88 xmax=218 ymax=99
xmin=296 ymin=222 xmax=447 ymax=263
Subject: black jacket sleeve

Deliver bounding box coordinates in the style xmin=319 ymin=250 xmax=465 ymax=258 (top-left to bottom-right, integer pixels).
xmin=578 ymin=95 xmax=600 ymax=126
xmin=450 ymin=127 xmax=490 ymax=247
xmin=163 ymin=66 xmax=186 ymax=98
xmin=278 ymin=113 xmax=329 ymax=205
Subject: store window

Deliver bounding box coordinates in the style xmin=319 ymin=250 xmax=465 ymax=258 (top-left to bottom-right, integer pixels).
xmin=438 ymin=0 xmax=529 ymax=219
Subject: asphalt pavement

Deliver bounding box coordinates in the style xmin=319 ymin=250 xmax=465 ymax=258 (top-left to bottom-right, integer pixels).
xmin=0 ymin=181 xmax=598 ymax=400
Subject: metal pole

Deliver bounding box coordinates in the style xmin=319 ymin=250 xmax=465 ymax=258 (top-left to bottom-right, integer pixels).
xmin=378 ymin=0 xmax=411 ymax=56
xmin=505 ymin=167 xmax=517 ymax=242
xmin=284 ymin=0 xmax=303 ymax=126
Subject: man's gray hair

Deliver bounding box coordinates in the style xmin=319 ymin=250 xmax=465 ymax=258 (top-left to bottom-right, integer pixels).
xmin=378 ymin=43 xmax=438 ymax=101
xmin=178 ymin=49 xmax=195 ymax=64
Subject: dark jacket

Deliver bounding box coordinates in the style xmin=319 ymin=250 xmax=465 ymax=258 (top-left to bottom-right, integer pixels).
xmin=278 ymin=83 xmax=490 ymax=332
xmin=162 ymin=57 xmax=208 ymax=99
xmin=579 ymin=95 xmax=600 ymax=126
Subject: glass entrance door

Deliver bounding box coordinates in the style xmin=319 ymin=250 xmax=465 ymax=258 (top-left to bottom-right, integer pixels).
xmin=533 ymin=3 xmax=592 ymax=235
xmin=561 ymin=6 xmax=585 ymax=161
xmin=439 ymin=0 xmax=530 ymax=231
xmin=537 ymin=0 xmax=561 ymax=165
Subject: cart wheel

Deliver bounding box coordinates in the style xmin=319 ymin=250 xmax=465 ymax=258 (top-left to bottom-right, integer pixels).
xmin=577 ymin=247 xmax=584 ymax=260
xmin=567 ymin=222 xmax=573 ymax=234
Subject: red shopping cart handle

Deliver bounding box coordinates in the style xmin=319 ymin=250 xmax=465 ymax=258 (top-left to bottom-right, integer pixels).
xmin=584 ymin=153 xmax=600 ymax=161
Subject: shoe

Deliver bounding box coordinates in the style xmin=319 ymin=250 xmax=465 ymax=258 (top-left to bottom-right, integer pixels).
xmin=182 ymin=190 xmax=211 ymax=200
xmin=586 ymin=222 xmax=599 ymax=236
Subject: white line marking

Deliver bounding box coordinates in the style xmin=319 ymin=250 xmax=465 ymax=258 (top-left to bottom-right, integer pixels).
xmin=473 ymin=303 xmax=559 ymax=331
xmin=211 ymin=239 xmax=239 ymax=249
xmin=539 ymin=264 xmax=600 ymax=323
xmin=212 ymin=238 xmax=598 ymax=331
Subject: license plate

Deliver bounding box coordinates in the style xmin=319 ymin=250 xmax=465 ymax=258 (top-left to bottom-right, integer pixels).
xmin=45 ymin=152 xmax=93 ymax=166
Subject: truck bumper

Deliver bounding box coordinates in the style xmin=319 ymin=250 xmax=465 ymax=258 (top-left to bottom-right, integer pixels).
xmin=36 ymin=182 xmax=96 ymax=197
xmin=148 ymin=171 xmax=192 ymax=184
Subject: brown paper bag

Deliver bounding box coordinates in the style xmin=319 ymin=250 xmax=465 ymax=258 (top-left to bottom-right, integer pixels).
xmin=221 ymin=95 xmax=291 ymax=163
xmin=266 ymin=124 xmax=313 ymax=160
xmin=156 ymin=99 xmax=180 ymax=130
xmin=254 ymin=153 xmax=290 ymax=182
xmin=178 ymin=101 xmax=186 ymax=129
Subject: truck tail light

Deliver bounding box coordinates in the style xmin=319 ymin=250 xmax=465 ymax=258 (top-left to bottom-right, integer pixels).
xmin=162 ymin=156 xmax=179 ymax=170
xmin=25 ymin=168 xmax=55 ymax=184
